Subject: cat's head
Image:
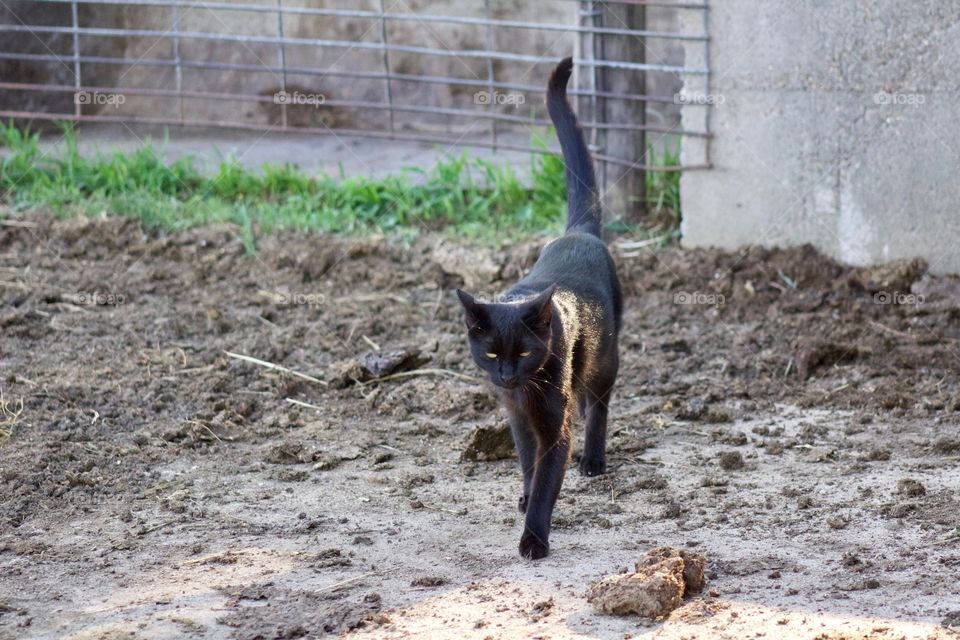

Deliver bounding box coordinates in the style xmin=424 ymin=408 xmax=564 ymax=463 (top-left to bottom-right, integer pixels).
xmin=454 ymin=286 xmax=556 ymax=389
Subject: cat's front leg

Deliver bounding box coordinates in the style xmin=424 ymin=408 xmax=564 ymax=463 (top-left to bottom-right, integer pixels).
xmin=507 ymin=410 xmax=536 ymax=513
xmin=519 ymin=414 xmax=571 ymax=560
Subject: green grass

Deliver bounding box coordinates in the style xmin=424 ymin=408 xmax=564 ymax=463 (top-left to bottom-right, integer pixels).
xmin=0 ymin=121 xmax=680 ymax=248
xmin=645 ymin=140 xmax=681 ymax=221
xmin=601 ymin=140 xmax=682 ymax=243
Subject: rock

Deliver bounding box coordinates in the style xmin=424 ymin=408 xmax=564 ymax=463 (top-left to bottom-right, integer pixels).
xmin=361 ymin=349 xmax=429 ymax=378
xmin=587 ymin=547 xmax=707 ymax=619
xmin=852 ymin=258 xmax=928 ymax=293
xmin=637 ymin=547 xmax=708 ymax=595
xmin=329 ymin=347 xmax=430 ymax=387
xmin=460 ymin=423 xmax=515 ymax=462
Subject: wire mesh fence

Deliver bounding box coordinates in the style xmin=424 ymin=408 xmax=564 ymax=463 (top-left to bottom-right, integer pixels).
xmin=0 ymin=0 xmax=712 ymax=217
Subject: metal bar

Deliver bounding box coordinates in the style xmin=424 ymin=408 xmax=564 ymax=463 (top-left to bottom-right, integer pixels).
xmin=377 ymin=0 xmax=394 ymax=133
xmin=558 ymin=0 xmax=707 ymax=7
xmin=0 ymin=24 xmax=707 ymax=74
xmin=23 ymin=0 xmax=710 ymax=40
xmin=0 ymin=52 xmax=693 ymax=104
xmin=70 ymin=0 xmax=80 ymax=118
xmin=0 ymin=109 xmax=711 ymax=172
xmin=0 ymin=82 xmax=712 ymax=138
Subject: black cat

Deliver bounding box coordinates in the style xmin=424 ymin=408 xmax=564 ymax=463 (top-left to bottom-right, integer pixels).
xmin=455 ymin=57 xmax=622 ymax=560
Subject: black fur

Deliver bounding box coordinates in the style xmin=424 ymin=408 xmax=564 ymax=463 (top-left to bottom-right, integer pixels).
xmin=547 ymin=56 xmax=602 ymax=238
xmin=455 ymin=58 xmax=623 ymax=560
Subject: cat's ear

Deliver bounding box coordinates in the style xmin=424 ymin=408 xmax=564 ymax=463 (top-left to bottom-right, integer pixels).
xmin=528 ymin=284 xmax=557 ymax=330
xmin=455 ymin=289 xmax=486 ymax=330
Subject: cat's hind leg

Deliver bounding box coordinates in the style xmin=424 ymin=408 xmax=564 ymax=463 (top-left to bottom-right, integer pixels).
xmin=579 ymin=353 xmax=618 ymax=477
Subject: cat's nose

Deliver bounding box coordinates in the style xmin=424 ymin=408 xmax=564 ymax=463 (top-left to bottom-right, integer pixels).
xmin=501 ymin=375 xmax=518 ymax=388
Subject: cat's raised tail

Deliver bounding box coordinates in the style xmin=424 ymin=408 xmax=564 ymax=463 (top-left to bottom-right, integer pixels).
xmin=547 ymin=57 xmax=602 ymax=238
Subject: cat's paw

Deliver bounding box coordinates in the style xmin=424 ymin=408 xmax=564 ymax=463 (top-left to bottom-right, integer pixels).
xmin=517 ymin=495 xmax=529 ymax=513
xmin=578 ymin=456 xmax=607 ymax=477
xmin=518 ymin=532 xmax=549 ymax=560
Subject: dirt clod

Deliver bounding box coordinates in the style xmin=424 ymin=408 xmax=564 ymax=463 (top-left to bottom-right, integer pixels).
xmin=932 ymin=437 xmax=960 ymax=454
xmin=264 ymin=443 xmax=310 ymax=464
xmin=852 ymin=257 xmax=928 ymax=293
xmin=587 ymin=547 xmax=707 ymax=619
xmin=718 ymin=451 xmax=744 ymax=471
xmin=411 ymin=576 xmax=446 ymax=587
xmin=795 ymin=340 xmax=869 ymax=379
xmin=460 ymin=423 xmax=515 ymax=462
xmin=896 ymin=478 xmax=926 ymax=497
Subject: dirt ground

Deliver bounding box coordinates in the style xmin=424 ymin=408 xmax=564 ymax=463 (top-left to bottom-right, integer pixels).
xmin=1 ymin=213 xmax=959 ymax=639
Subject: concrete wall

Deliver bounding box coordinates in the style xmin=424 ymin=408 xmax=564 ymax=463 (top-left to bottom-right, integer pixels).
xmin=679 ymin=1 xmax=960 ymax=274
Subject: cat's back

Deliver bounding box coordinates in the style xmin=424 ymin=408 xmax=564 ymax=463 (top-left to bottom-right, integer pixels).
xmin=514 ymin=232 xmax=620 ymax=312
xmin=526 ymin=233 xmax=615 ymax=282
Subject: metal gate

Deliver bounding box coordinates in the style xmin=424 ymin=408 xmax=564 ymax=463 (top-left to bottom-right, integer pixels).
xmin=0 ymin=0 xmax=711 ymax=217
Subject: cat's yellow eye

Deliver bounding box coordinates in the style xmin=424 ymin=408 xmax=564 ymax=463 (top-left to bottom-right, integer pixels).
xmin=519 ymin=351 xmax=531 ymax=357
xmin=485 ymin=352 xmax=498 ymax=359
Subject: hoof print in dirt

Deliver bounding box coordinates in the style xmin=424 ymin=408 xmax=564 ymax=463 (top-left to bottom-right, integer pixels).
xmin=587 ymin=547 xmax=707 ymax=619
xmin=329 ymin=347 xmax=429 ymax=388
xmin=460 ymin=423 xmax=515 ymax=462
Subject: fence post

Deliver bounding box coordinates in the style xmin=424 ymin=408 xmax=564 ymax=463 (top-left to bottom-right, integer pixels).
xmin=597 ymin=3 xmax=646 ymax=226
